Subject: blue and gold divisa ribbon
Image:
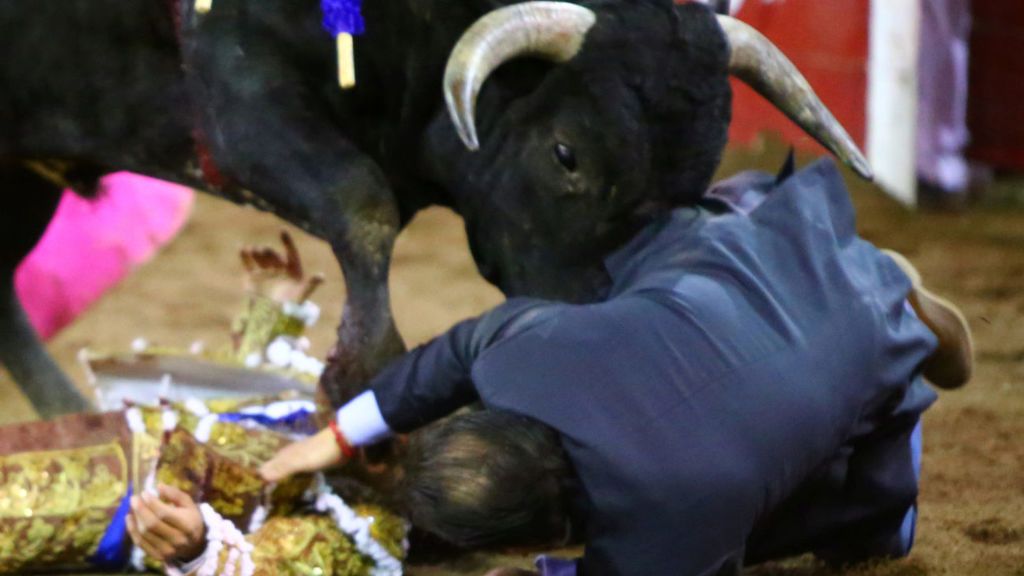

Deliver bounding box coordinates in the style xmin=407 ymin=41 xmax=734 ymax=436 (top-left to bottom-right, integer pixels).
xmin=190 ymin=0 xmax=362 ymax=88
xmin=322 ymin=0 xmax=365 ymax=89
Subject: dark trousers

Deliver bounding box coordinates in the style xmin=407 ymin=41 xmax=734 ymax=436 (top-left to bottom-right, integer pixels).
xmin=744 ymin=379 xmax=932 ymax=568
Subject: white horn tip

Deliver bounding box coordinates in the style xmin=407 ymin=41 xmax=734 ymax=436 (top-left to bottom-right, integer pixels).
xmin=849 ymin=154 xmax=874 ymax=181
xmin=455 ymin=125 xmax=480 ymax=151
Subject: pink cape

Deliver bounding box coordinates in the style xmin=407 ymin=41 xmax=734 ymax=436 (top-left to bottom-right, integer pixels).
xmin=14 ymin=173 xmax=194 ymax=340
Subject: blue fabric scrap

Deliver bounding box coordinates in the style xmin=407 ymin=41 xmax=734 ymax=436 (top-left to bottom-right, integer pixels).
xmin=88 ymin=483 xmax=133 ymax=570
xmin=218 ymin=407 xmax=319 ymax=436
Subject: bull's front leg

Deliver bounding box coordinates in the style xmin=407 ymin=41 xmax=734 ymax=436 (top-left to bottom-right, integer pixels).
xmin=233 ymin=154 xmax=405 ymax=411
xmin=290 ymin=159 xmax=407 ymax=474
xmin=214 ymin=149 xmax=405 ymax=410
xmin=316 ymin=169 xmax=406 ymax=410
xmin=181 ymin=3 xmax=406 ymax=413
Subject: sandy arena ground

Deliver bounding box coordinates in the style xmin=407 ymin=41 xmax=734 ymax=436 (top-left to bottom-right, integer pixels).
xmin=1 ymin=148 xmax=1022 ymax=575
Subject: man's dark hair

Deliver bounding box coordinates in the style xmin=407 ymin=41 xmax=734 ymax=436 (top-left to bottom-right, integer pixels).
xmin=399 ymin=409 xmax=576 ymax=549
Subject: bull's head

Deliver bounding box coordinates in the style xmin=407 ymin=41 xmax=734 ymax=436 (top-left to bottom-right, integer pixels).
xmin=427 ymin=1 xmax=869 ymax=302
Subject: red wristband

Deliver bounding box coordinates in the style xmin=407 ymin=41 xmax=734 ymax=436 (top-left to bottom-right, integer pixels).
xmin=328 ymin=420 xmax=357 ymax=460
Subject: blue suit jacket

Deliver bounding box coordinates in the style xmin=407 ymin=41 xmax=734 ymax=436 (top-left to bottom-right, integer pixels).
xmin=370 ymin=159 xmax=938 ymax=576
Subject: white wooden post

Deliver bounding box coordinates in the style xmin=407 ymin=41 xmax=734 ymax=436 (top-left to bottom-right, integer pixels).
xmin=867 ymin=0 xmax=922 ymax=206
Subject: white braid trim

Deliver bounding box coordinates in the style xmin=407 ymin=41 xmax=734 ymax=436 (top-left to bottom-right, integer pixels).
xmin=282 ymin=300 xmax=320 ymax=327
xmin=166 ymin=504 xmax=254 ymax=576
xmin=125 ymin=408 xmax=145 ymax=434
xmin=159 ymin=374 xmax=173 ymax=402
xmin=265 ymin=336 xmax=325 ymax=378
xmin=130 ymin=545 xmax=146 ymax=572
xmin=141 ymin=468 xmax=158 ymax=503
xmin=162 ymin=406 xmax=179 ymax=432
xmin=314 ymin=488 xmax=404 ymax=576
xmin=184 ymin=397 xmax=212 ymax=417
xmin=193 ymin=414 xmax=219 ymax=444
xmin=247 ymin=504 xmax=268 ymax=535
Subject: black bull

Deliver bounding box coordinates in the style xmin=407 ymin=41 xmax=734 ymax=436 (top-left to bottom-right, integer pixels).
xmin=0 ymin=0 xmax=870 ymax=418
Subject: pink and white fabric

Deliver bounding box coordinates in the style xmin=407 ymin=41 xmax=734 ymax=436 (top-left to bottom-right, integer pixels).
xmin=14 ymin=174 xmax=193 ymax=339
xmin=917 ymin=0 xmax=973 ymax=195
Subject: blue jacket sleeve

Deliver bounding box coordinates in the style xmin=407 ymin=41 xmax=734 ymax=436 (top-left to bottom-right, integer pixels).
xmin=370 ymin=298 xmax=567 ymax=433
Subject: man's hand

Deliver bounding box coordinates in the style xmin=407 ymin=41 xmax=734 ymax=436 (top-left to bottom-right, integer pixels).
xmin=240 ymin=231 xmax=324 ymax=303
xmin=259 ymin=427 xmax=344 ymax=482
xmin=126 ymin=484 xmax=206 ymax=563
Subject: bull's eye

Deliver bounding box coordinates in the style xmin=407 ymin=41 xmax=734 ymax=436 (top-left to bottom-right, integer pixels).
xmin=554 ymin=142 xmax=577 ymax=172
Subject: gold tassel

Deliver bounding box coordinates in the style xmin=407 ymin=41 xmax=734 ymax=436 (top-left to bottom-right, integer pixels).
xmin=195 ymin=0 xmax=212 ymax=14
xmin=336 ymin=33 xmax=356 ymax=90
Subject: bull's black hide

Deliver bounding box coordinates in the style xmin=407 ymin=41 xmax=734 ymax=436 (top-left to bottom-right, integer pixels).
xmin=0 ymin=0 xmax=733 ymax=416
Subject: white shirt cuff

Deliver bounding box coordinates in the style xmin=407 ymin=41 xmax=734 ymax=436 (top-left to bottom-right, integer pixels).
xmin=169 ymin=549 xmax=206 ymax=575
xmin=336 ymin=391 xmax=393 ymax=446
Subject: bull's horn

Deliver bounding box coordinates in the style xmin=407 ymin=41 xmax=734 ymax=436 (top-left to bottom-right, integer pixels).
xmin=718 ymin=16 xmax=873 ymax=180
xmin=444 ymin=2 xmax=597 ymax=151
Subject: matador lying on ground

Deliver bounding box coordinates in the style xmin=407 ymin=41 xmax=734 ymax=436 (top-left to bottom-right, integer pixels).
xmin=260 ymin=159 xmax=974 ymax=576
xmin=140 ymin=160 xmax=973 ymax=576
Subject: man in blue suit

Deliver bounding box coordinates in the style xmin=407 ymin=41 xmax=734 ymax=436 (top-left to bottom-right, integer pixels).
xmin=260 ymin=159 xmax=972 ymax=576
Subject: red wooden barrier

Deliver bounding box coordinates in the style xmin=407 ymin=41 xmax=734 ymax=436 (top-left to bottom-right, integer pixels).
xmin=729 ymin=1 xmax=869 ymax=154
xmin=967 ymin=1 xmax=1024 ymax=170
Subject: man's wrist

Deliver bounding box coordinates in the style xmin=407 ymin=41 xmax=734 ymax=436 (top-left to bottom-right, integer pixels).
xmin=327 ymin=419 xmax=356 ymax=459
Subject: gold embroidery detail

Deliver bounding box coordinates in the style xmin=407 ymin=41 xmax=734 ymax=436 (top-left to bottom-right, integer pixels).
xmin=0 ymin=442 xmax=126 ymax=518
xmin=0 ymin=443 xmax=128 ymax=573
xmin=131 ymin=432 xmax=161 ymax=490
xmin=203 ymin=421 xmax=291 ymax=468
xmin=246 ymin=515 xmax=374 ymax=576
xmin=0 ymin=507 xmax=114 ymax=573
xmin=157 ymin=428 xmax=264 ymax=523
xmin=354 ymin=504 xmax=408 ymax=561
xmin=234 ymin=296 xmax=305 ymax=363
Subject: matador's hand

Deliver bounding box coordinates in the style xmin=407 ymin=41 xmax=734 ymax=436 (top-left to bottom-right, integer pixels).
xmin=260 ymin=427 xmax=344 ymax=482
xmin=126 ymin=484 xmax=206 ymax=563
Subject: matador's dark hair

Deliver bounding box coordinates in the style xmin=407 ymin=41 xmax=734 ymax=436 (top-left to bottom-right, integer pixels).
xmin=399 ymin=409 xmax=577 ymax=549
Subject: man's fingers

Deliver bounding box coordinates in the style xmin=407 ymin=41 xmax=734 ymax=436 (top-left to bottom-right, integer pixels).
xmin=280 ymin=231 xmax=303 ymax=279
xmin=126 ymin=514 xmax=175 ymax=561
xmin=298 ymin=274 xmax=324 ymax=303
xmin=259 ymin=452 xmax=295 ymax=483
xmin=260 ymin=429 xmax=343 ymax=482
xmin=260 ymin=442 xmax=313 ymax=482
xmin=240 ymin=248 xmax=256 ymax=273
xmin=157 ymin=484 xmax=193 ymax=508
xmin=131 ymin=495 xmax=179 ymax=541
xmin=125 ymin=512 xmax=142 ymax=544
xmin=257 ymin=246 xmax=284 ymax=271
xmin=139 ymin=530 xmax=177 ymax=561
xmin=146 ymin=488 xmax=196 ymax=533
